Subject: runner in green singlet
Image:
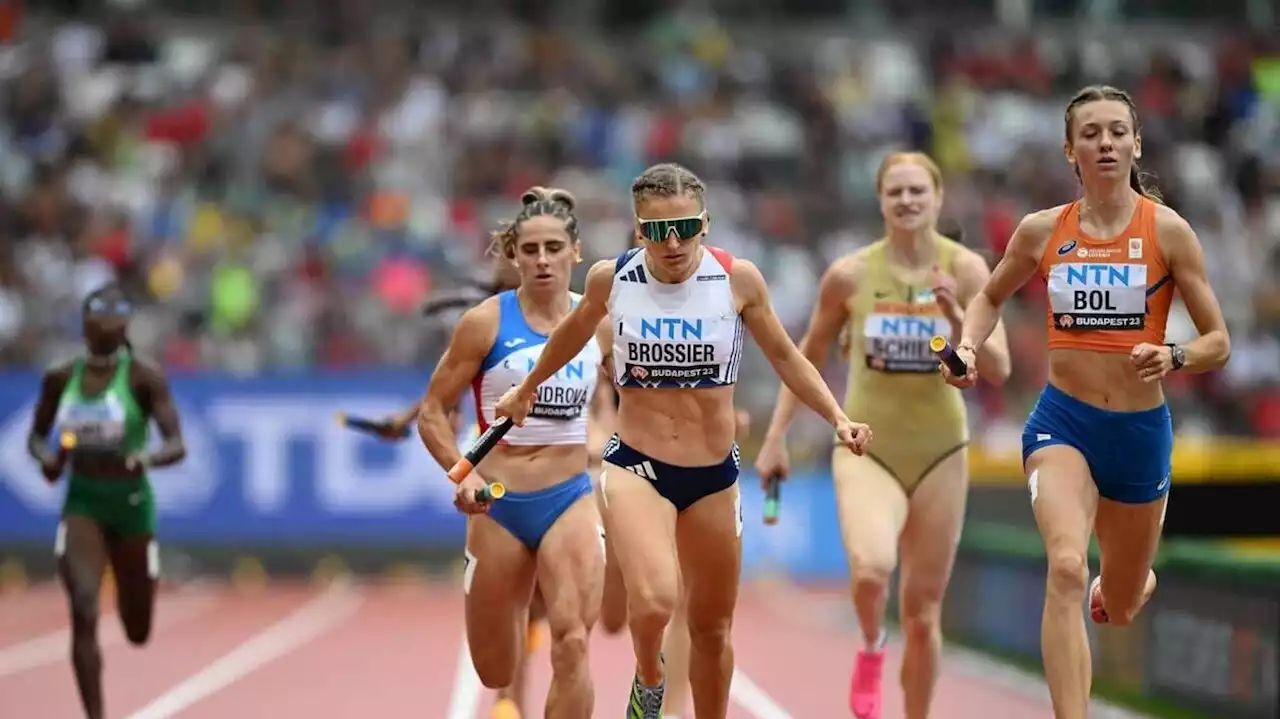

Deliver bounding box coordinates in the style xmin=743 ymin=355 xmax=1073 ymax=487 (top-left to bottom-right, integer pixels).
xmin=26 ymin=284 xmax=187 ymax=719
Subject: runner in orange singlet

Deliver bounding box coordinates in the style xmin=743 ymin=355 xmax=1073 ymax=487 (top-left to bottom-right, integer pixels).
xmin=942 ymin=85 xmax=1231 ymax=719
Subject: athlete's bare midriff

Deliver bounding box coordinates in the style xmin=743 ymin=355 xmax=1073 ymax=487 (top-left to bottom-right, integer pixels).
xmin=479 ymin=443 xmax=589 ymax=493
xmin=614 ymin=384 xmax=737 ymax=466
xmin=1048 ymin=348 xmax=1166 ymax=411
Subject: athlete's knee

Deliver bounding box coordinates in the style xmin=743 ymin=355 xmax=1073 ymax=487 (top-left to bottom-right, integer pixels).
xmin=66 ymin=586 xmax=100 ymax=632
xmin=850 ymin=556 xmax=894 ymax=601
xmin=549 ymin=622 xmax=589 ymax=675
xmin=686 ymin=612 xmax=732 ymax=656
xmin=898 ymin=590 xmax=943 ymax=645
xmin=1045 ymin=548 xmax=1089 ymax=600
xmin=627 ymin=570 xmax=680 ymax=626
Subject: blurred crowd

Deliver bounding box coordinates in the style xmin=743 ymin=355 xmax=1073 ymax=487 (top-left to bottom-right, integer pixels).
xmin=0 ymin=2 xmax=1278 ymax=463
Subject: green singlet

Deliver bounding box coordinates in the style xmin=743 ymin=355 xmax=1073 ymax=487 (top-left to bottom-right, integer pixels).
xmin=55 ymin=352 xmax=156 ymax=538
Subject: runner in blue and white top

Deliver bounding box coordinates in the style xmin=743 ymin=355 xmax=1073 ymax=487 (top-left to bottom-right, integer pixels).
xmin=417 ymin=187 xmax=612 ymax=719
xmin=496 ymin=163 xmax=874 ymax=719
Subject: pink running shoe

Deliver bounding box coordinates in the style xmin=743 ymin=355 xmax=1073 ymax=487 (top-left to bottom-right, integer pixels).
xmin=848 ymin=649 xmax=885 ymax=718
xmin=1089 ymin=576 xmax=1109 ymax=624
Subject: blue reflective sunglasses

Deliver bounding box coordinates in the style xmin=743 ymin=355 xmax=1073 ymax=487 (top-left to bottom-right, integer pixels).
xmin=86 ymin=297 xmax=133 ymax=316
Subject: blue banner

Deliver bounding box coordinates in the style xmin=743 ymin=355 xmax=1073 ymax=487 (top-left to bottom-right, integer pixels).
xmin=0 ymin=372 xmax=850 ymax=578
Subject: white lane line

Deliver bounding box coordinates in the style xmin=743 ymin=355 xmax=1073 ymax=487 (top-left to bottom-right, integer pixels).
xmin=123 ymin=581 xmax=363 ymax=719
xmin=731 ymin=668 xmax=796 ymax=719
xmin=445 ymin=632 xmax=483 ymax=719
xmin=0 ymin=589 xmax=219 ymax=678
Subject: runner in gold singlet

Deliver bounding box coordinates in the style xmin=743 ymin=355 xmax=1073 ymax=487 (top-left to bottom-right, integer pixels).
xmin=756 ymin=152 xmax=1011 ymax=719
xmin=842 ymin=236 xmax=970 ymax=489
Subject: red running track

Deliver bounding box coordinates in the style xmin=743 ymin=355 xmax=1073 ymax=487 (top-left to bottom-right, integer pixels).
xmin=0 ymin=578 xmax=1083 ymax=718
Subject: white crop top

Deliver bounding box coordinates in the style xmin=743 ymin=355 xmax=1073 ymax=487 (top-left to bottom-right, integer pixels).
xmin=609 ymin=246 xmax=744 ymax=390
xmin=471 ymin=291 xmax=603 ymax=446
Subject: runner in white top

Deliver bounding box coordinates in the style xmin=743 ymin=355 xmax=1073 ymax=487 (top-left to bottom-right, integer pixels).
xmin=496 ymin=163 xmax=873 ymax=719
xmin=418 ymin=187 xmax=611 ymax=719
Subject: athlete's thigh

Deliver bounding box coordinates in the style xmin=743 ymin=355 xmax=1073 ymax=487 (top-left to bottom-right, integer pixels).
xmin=675 ymin=482 xmax=741 ymax=627
xmin=465 ymin=514 xmax=538 ymax=657
xmin=1027 ymin=445 xmax=1098 ymax=559
xmin=1093 ymin=494 xmax=1165 ymax=608
xmin=108 ymin=533 xmax=158 ymax=637
xmin=56 ymin=515 xmax=109 ymax=607
xmin=600 ymin=462 xmax=680 ymax=601
xmin=832 ymin=447 xmax=910 ymax=570
xmin=898 ymin=450 xmax=967 ymax=602
xmin=536 ymin=494 xmax=606 ymax=631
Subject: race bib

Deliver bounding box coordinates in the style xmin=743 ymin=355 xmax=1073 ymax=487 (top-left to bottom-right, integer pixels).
xmin=1048 ymin=263 xmax=1148 ymax=331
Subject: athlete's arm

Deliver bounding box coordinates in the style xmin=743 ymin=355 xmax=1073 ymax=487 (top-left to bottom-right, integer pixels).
xmin=512 ymin=260 xmax=614 ymax=401
xmin=1157 ymin=208 xmax=1231 ymax=372
xmin=133 ymin=360 xmax=187 ymax=468
xmin=27 ymin=365 xmax=71 ymax=468
xmin=587 ymin=318 xmax=617 ymax=463
xmin=959 ymin=210 xmax=1052 ymax=352
xmin=735 ymin=259 xmax=848 ymax=427
xmin=762 ymin=257 xmax=857 ymax=444
xmin=417 ymin=300 xmax=499 ymax=470
xmin=954 ymin=250 xmax=1012 ymax=385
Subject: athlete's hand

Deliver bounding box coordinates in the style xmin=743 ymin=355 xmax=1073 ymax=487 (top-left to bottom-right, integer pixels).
xmin=123 ymin=453 xmax=149 ymax=472
xmin=939 ymin=343 xmax=979 ymax=389
xmin=377 ymin=414 xmax=413 ymax=442
xmin=453 ymin=474 xmax=493 ymax=515
xmin=495 ymin=385 xmax=535 ymax=427
xmin=754 ymin=437 xmax=790 ymax=488
xmin=1131 ymin=343 xmax=1173 ymax=383
xmin=932 ymin=266 xmax=963 ymax=324
xmin=39 ymin=453 xmax=63 ymax=483
xmin=835 ymin=418 xmax=873 ymax=456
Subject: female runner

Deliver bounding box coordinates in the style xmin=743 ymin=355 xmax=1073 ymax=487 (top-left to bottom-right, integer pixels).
xmin=366 ymin=262 xmax=555 ymax=718
xmin=26 ymin=284 xmax=187 ymax=719
xmin=755 ymin=152 xmax=1011 ymax=719
xmin=494 ymin=163 xmax=871 ymax=719
xmin=591 ymin=233 xmax=754 ymax=719
xmin=418 ymin=187 xmax=608 ymax=717
xmin=942 ymin=85 xmax=1231 ymax=719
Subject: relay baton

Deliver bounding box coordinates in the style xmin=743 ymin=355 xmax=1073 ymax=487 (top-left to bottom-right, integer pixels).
xmin=447 ymin=417 xmax=514 ymax=503
xmin=45 ymin=431 xmax=77 ymax=484
xmin=335 ymin=412 xmax=413 ymax=438
xmin=929 ymin=336 xmax=969 ymax=377
xmin=763 ymin=474 xmax=782 ymax=525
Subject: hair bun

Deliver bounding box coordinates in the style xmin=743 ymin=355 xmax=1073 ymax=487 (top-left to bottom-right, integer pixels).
xmin=520 ymin=186 xmax=576 ymax=212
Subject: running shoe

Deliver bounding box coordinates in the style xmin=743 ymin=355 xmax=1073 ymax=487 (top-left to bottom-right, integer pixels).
xmin=848 ymin=648 xmax=885 ymax=719
xmin=1089 ymin=576 xmax=1109 ymax=623
xmin=627 ymin=655 xmax=666 ymax=719
xmin=491 ymin=698 xmax=521 ymax=719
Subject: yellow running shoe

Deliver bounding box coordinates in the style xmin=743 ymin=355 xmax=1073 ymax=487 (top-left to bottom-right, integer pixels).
xmin=491 ymin=698 xmax=521 ymax=719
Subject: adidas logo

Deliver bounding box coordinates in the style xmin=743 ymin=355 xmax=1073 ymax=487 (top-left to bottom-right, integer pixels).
xmin=618 ymin=266 xmax=647 ymax=283
xmin=625 ymin=461 xmax=658 ymax=481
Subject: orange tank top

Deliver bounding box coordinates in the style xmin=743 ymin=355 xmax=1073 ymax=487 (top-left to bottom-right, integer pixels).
xmin=1039 ymin=197 xmax=1174 ymax=354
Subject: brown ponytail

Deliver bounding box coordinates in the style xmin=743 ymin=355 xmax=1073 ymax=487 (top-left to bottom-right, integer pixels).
xmin=487 ymin=186 xmax=580 ymax=259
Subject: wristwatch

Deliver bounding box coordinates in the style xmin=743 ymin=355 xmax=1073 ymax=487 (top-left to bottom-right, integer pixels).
xmin=1166 ymin=343 xmax=1186 ymax=371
